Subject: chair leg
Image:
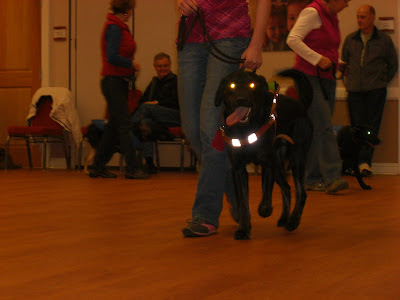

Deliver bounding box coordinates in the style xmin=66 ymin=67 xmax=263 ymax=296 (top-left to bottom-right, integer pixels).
xmin=4 ymin=136 xmax=11 ymax=170
xmin=180 ymin=139 xmax=185 ymax=173
xmin=78 ymin=139 xmax=83 ymax=171
xmin=62 ymin=141 xmax=71 ymax=169
xmin=154 ymin=141 xmax=160 ymax=171
xmin=42 ymin=138 xmax=47 ymax=170
xmin=25 ymin=137 xmax=33 ymax=169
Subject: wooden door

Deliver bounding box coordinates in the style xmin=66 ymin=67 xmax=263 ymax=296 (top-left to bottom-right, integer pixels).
xmin=0 ymin=0 xmax=41 ymax=165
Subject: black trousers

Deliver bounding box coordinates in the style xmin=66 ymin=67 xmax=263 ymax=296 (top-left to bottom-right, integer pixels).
xmin=347 ymin=87 xmax=386 ymax=165
xmin=94 ymin=76 xmax=139 ymax=172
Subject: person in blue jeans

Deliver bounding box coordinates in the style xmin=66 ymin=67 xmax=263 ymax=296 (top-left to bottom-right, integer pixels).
xmin=177 ymin=0 xmax=271 ymax=237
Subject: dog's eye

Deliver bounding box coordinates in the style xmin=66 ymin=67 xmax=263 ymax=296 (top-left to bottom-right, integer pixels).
xmin=367 ymin=131 xmax=371 ymax=135
xmin=230 ymin=83 xmax=236 ymax=89
xmin=249 ymin=82 xmax=255 ymax=89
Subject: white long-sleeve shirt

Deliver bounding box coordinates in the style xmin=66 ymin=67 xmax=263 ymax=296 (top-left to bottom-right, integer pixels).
xmin=286 ymin=7 xmax=323 ymax=67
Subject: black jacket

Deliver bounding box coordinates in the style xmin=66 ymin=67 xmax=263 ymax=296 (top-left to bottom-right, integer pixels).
xmin=140 ymin=72 xmax=179 ymax=110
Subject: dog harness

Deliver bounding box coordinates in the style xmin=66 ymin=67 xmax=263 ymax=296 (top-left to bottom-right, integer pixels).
xmin=212 ymin=89 xmax=295 ymax=151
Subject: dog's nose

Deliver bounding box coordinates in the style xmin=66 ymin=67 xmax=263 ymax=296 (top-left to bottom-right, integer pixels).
xmin=236 ymin=97 xmax=247 ymax=106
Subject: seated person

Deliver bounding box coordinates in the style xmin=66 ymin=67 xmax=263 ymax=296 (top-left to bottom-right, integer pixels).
xmin=131 ymin=52 xmax=180 ymax=173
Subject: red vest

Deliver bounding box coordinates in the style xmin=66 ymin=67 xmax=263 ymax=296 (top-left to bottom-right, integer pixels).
xmin=101 ymin=13 xmax=136 ymax=76
xmin=294 ymin=0 xmax=340 ymax=80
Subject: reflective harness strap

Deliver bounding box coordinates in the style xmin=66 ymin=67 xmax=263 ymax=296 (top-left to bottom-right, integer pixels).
xmin=220 ymin=91 xmax=279 ymax=147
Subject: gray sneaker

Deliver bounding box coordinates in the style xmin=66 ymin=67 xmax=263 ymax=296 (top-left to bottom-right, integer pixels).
xmin=305 ymin=182 xmax=325 ymax=192
xmin=182 ymin=216 xmax=217 ymax=237
xmin=326 ymin=178 xmax=349 ymax=194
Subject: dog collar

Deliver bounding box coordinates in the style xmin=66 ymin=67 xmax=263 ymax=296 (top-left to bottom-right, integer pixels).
xmin=220 ymin=92 xmax=279 ymax=148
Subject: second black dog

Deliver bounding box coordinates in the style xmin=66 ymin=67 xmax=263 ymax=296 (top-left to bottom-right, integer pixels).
xmin=337 ymin=125 xmax=380 ymax=190
xmin=214 ymin=69 xmax=313 ymax=240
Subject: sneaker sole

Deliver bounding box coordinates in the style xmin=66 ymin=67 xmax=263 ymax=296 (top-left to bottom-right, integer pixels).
xmin=182 ymin=228 xmax=217 ymax=237
xmin=305 ymin=187 xmax=325 ymax=192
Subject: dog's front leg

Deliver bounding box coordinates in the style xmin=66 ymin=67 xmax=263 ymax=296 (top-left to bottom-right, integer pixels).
xmin=353 ymin=161 xmax=372 ymax=190
xmin=258 ymin=166 xmax=274 ymax=218
xmin=231 ymin=163 xmax=251 ymax=240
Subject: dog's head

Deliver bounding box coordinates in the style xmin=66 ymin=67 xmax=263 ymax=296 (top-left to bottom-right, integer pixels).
xmin=353 ymin=125 xmax=380 ymax=146
xmin=215 ymin=70 xmax=271 ymax=128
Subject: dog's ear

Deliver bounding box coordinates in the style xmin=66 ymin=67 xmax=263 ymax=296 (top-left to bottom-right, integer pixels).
xmin=215 ymin=77 xmax=227 ymax=107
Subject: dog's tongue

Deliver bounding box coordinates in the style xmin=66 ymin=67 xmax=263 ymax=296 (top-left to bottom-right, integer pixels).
xmin=226 ymin=107 xmax=249 ymax=126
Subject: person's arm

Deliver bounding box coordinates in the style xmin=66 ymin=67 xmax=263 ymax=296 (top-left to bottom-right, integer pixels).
xmin=341 ymin=35 xmax=351 ymax=64
xmin=286 ymin=7 xmax=332 ymax=69
xmin=105 ymin=25 xmax=132 ymax=68
xmin=241 ymin=0 xmax=271 ymax=70
xmin=385 ymin=38 xmax=398 ymax=84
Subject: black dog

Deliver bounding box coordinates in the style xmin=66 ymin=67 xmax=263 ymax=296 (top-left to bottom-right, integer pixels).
xmin=337 ymin=125 xmax=380 ymax=190
xmin=214 ymin=69 xmax=313 ymax=240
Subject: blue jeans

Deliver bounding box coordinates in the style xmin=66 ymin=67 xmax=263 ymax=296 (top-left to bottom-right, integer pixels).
xmin=305 ymin=74 xmax=342 ymax=186
xmin=131 ymin=103 xmax=181 ymax=159
xmin=178 ymin=38 xmax=250 ymax=227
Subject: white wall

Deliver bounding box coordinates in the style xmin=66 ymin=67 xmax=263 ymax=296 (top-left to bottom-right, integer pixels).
xmin=134 ymin=0 xmax=179 ymax=92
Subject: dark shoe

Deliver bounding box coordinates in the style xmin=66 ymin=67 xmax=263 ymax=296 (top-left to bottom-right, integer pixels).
xmin=89 ymin=168 xmax=117 ymax=178
xmin=326 ymin=178 xmax=349 ymax=194
xmin=125 ymin=169 xmax=149 ymax=179
xmin=182 ymin=216 xmax=217 ymax=237
xmin=144 ymin=163 xmax=158 ymax=174
xmin=305 ymin=182 xmax=325 ymax=192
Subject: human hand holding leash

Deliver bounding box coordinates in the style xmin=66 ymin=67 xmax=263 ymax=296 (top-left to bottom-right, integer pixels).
xmin=318 ymin=56 xmax=333 ymax=70
xmin=240 ymin=45 xmax=263 ymax=70
xmin=177 ymin=0 xmax=198 ymax=16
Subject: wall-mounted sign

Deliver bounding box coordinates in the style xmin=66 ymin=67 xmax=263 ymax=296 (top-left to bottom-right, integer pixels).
xmin=53 ymin=26 xmax=67 ymax=41
xmin=378 ymin=17 xmax=395 ymax=33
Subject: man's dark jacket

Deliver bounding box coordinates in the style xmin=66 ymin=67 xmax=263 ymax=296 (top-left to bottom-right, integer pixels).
xmin=140 ymin=72 xmax=179 ymax=110
xmin=342 ymin=26 xmax=398 ymax=92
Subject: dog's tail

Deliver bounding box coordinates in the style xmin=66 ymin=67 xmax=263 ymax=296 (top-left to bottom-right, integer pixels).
xmin=278 ymin=69 xmax=313 ymax=110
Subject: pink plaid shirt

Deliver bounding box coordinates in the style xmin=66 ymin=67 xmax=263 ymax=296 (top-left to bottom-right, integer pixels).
xmin=182 ymin=0 xmax=251 ymax=44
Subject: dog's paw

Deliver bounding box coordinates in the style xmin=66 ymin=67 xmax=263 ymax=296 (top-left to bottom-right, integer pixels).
xmin=285 ymin=217 xmax=300 ymax=232
xmin=258 ymin=205 xmax=273 ymax=218
xmin=362 ymin=185 xmax=372 ymax=190
xmin=234 ymin=230 xmax=251 ymax=240
xmin=277 ymin=216 xmax=288 ymax=227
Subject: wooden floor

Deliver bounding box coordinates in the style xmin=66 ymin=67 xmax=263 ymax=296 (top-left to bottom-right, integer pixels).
xmin=0 ymin=169 xmax=400 ymax=299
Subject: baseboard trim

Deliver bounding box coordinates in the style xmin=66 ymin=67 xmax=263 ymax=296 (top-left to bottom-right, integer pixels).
xmin=246 ymin=163 xmax=399 ymax=175
xmin=371 ymin=163 xmax=399 ymax=175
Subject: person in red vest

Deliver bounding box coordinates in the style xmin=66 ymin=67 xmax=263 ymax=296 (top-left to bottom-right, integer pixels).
xmin=89 ymin=0 xmax=148 ymax=179
xmin=287 ymin=0 xmax=351 ymax=193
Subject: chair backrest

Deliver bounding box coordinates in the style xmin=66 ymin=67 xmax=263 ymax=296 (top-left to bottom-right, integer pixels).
xmin=104 ymin=89 xmax=142 ymax=120
xmin=30 ymin=96 xmax=63 ymax=129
